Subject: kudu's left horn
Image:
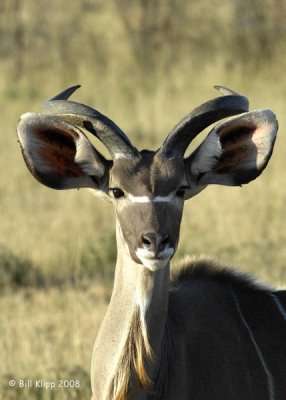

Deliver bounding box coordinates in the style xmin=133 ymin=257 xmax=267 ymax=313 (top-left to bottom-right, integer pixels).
xmin=44 ymin=85 xmax=138 ymax=160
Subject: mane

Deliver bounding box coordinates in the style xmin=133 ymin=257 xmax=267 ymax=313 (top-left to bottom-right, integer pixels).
xmin=171 ymin=255 xmax=271 ymax=292
xmin=109 ymin=307 xmax=154 ymax=400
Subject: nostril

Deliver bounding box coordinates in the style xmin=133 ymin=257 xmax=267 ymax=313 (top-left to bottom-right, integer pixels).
xmin=141 ymin=233 xmax=170 ymax=253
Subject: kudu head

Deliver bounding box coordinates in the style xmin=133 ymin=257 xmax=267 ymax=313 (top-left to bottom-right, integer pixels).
xmin=17 ymin=85 xmax=278 ymax=271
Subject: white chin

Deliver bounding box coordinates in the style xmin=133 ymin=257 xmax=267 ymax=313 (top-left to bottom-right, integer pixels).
xmin=136 ymin=248 xmax=174 ymax=271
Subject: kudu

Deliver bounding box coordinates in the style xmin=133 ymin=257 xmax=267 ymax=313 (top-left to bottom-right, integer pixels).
xmin=17 ymin=85 xmax=286 ymax=400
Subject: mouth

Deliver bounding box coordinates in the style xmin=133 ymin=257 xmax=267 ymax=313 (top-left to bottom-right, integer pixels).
xmin=135 ymin=247 xmax=175 ymax=271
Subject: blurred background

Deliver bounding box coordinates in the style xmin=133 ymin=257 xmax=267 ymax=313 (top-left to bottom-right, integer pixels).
xmin=1 ymin=0 xmax=286 ymax=398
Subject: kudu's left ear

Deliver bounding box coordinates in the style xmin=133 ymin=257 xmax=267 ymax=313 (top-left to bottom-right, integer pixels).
xmin=17 ymin=112 xmax=111 ymax=195
xmin=185 ymin=110 xmax=278 ymax=197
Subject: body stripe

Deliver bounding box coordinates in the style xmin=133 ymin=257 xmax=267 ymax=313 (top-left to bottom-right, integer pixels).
xmin=269 ymin=292 xmax=286 ymax=320
xmin=232 ymin=292 xmax=275 ymax=400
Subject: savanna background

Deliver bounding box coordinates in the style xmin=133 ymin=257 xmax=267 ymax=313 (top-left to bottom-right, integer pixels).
xmin=1 ymin=0 xmax=286 ymax=399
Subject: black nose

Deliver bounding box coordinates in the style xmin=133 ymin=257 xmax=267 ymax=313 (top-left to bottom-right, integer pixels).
xmin=141 ymin=232 xmax=170 ymax=254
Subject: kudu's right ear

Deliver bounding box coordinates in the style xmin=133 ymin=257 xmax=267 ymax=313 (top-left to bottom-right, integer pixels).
xmin=17 ymin=113 xmax=111 ymax=195
xmin=184 ymin=109 xmax=278 ymax=197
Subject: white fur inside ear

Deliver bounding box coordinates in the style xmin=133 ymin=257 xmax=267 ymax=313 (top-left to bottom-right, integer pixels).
xmin=186 ymin=109 xmax=278 ymax=193
xmin=251 ymin=110 xmax=277 ymax=169
xmin=190 ymin=130 xmax=222 ymax=177
xmin=75 ymin=134 xmax=105 ymax=176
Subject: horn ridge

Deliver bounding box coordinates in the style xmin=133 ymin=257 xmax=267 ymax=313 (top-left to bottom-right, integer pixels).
xmin=44 ymin=86 xmax=138 ymax=160
xmin=160 ymin=88 xmax=249 ymax=157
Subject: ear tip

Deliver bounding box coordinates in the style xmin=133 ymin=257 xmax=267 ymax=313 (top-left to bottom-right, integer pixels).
xmin=17 ymin=112 xmax=38 ymax=137
xmin=263 ymin=108 xmax=278 ymax=121
xmin=254 ymin=109 xmax=278 ymax=132
xmin=268 ymin=109 xmax=278 ymax=130
xmin=18 ymin=111 xmax=38 ymax=121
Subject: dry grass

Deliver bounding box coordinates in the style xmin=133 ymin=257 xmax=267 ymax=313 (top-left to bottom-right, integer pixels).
xmin=1 ymin=1 xmax=286 ymax=398
xmin=1 ymin=287 xmax=109 ymax=399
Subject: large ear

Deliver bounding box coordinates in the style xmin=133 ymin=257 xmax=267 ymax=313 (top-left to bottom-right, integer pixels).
xmin=17 ymin=112 xmax=111 ymax=195
xmin=185 ymin=110 xmax=278 ymax=197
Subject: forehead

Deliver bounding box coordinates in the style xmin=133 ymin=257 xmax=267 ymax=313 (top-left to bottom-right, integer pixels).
xmin=110 ymin=151 xmax=185 ymax=195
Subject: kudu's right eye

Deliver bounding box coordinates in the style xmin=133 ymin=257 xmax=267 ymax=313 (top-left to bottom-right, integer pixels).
xmin=175 ymin=186 xmax=189 ymax=198
xmin=110 ymin=188 xmax=125 ymax=199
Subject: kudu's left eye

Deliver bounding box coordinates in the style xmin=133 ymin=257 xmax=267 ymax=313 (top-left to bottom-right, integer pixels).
xmin=110 ymin=188 xmax=125 ymax=199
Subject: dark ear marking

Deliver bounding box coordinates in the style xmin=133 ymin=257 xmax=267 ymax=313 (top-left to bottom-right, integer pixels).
xmin=17 ymin=113 xmax=110 ymax=192
xmin=184 ymin=109 xmax=278 ymax=197
xmin=219 ymin=125 xmax=255 ymax=147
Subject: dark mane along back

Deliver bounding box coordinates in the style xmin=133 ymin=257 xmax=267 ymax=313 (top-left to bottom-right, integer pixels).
xmin=171 ymin=256 xmax=271 ymax=292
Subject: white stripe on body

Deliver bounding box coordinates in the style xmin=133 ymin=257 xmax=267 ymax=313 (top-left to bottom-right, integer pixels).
xmin=232 ymin=292 xmax=275 ymax=400
xmin=269 ymin=292 xmax=286 ymax=321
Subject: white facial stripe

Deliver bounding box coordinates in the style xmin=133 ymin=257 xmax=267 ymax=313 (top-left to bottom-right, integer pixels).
xmin=127 ymin=194 xmax=150 ymax=203
xmin=154 ymin=194 xmax=174 ymax=202
xmin=126 ymin=193 xmax=179 ymax=203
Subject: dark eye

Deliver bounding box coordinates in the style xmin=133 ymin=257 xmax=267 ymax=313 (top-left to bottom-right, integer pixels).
xmin=110 ymin=188 xmax=125 ymax=199
xmin=176 ymin=186 xmax=189 ymax=198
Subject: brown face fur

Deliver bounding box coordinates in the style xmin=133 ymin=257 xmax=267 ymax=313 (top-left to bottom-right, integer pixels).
xmin=109 ymin=151 xmax=187 ymax=266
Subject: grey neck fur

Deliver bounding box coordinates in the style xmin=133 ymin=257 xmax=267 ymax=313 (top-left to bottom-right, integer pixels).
xmin=91 ymin=220 xmax=169 ymax=399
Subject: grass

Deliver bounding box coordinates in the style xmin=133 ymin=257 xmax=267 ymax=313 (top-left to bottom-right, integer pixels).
xmin=1 ymin=287 xmax=108 ymax=399
xmin=1 ymin=2 xmax=286 ymax=397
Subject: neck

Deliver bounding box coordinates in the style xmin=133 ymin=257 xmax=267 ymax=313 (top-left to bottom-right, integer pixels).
xmin=91 ymin=222 xmax=170 ymax=400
